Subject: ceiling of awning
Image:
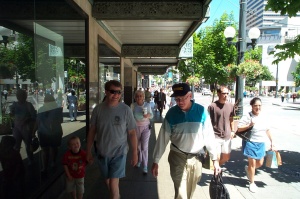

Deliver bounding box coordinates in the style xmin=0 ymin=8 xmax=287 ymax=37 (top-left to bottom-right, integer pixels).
xmin=0 ymin=0 xmax=211 ymax=75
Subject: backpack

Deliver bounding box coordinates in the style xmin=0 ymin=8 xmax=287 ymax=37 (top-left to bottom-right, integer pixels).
xmin=209 ymin=171 xmax=230 ymax=199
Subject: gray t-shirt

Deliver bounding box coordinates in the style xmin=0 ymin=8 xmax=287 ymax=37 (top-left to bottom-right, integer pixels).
xmin=90 ymin=102 xmax=136 ymax=157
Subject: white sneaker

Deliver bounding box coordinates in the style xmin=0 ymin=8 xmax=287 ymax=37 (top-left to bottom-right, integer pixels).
xmin=249 ymin=182 xmax=257 ymax=193
xmin=245 ymin=165 xmax=250 ymax=180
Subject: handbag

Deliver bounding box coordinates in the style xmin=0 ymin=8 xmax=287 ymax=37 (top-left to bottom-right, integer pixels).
xmin=235 ymin=113 xmax=253 ymax=142
xmin=265 ymin=150 xmax=278 ymax=168
xmin=235 ymin=126 xmax=253 ymax=142
xmin=209 ymin=171 xmax=230 ymax=199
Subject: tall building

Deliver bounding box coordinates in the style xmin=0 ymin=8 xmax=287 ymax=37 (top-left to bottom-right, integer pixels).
xmin=246 ymin=0 xmax=300 ymax=28
xmin=245 ymin=0 xmax=300 ymax=93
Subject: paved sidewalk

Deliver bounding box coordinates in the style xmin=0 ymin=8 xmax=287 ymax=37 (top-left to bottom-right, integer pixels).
xmin=58 ymin=103 xmax=300 ymax=199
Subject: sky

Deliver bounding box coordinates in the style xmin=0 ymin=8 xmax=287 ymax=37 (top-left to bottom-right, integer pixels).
xmin=199 ymin=0 xmax=240 ymax=30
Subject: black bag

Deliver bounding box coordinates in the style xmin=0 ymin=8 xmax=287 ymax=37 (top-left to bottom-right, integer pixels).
xmin=209 ymin=172 xmax=230 ymax=199
xmin=235 ymin=113 xmax=254 ymax=142
xmin=149 ymin=124 xmax=152 ymax=130
xmin=235 ymin=126 xmax=253 ymax=141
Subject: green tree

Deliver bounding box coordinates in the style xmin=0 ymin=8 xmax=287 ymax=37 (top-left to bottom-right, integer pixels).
xmin=265 ymin=0 xmax=300 ymax=65
xmin=193 ymin=13 xmax=237 ymax=94
xmin=0 ymin=34 xmax=35 ymax=84
xmin=292 ymin=62 xmax=300 ymax=87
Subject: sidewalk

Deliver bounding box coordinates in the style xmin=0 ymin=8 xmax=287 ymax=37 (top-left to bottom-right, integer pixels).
xmin=58 ymin=103 xmax=300 ymax=199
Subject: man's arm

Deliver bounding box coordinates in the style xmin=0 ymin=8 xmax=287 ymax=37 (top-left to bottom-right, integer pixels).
xmin=128 ymin=129 xmax=138 ymax=166
xmin=86 ymin=125 xmax=96 ymax=164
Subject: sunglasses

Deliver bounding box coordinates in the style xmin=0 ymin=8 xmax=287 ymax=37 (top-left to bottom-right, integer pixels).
xmin=221 ymin=92 xmax=229 ymax=95
xmin=108 ymin=90 xmax=122 ymax=95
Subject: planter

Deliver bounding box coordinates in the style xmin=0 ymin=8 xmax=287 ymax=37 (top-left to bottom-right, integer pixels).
xmin=78 ymin=103 xmax=86 ymax=111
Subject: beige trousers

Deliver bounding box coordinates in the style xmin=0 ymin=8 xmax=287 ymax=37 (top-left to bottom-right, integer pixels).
xmin=168 ymin=150 xmax=203 ymax=199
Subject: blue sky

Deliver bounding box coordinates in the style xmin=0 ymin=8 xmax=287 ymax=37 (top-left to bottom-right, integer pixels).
xmin=199 ymin=0 xmax=240 ymax=30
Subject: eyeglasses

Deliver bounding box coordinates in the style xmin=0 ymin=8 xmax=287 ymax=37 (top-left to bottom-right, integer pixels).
xmin=221 ymin=92 xmax=229 ymax=95
xmin=175 ymin=95 xmax=189 ymax=102
xmin=108 ymin=90 xmax=122 ymax=95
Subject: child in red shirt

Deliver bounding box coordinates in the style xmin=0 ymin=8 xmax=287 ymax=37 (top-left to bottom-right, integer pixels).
xmin=62 ymin=136 xmax=87 ymax=199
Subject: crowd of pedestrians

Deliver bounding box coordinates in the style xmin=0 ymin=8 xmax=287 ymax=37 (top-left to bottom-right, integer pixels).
xmin=1 ymin=81 xmax=282 ymax=199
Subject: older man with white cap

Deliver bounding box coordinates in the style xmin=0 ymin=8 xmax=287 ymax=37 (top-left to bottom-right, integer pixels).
xmin=151 ymin=83 xmax=221 ymax=199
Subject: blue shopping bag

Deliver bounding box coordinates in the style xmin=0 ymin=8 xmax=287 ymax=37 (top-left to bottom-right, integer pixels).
xmin=265 ymin=150 xmax=278 ymax=168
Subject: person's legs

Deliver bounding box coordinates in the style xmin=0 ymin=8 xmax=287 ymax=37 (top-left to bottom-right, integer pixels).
xmin=74 ymin=106 xmax=77 ymax=120
xmin=136 ymin=126 xmax=142 ymax=166
xmin=107 ymin=178 xmax=120 ymax=199
xmin=168 ymin=150 xmax=188 ymax=199
xmin=75 ymin=178 xmax=85 ymax=199
xmin=41 ymin=147 xmax=50 ymax=171
xmin=21 ymin=127 xmax=33 ymax=164
xmin=140 ymin=126 xmax=151 ymax=167
xmin=98 ymin=155 xmax=126 ymax=199
xmin=185 ymin=155 xmax=202 ymax=199
xmin=69 ymin=106 xmax=74 ymax=121
xmin=50 ymin=147 xmax=58 ymax=167
xmin=13 ymin=127 xmax=22 ymax=151
xmin=247 ymin=157 xmax=256 ymax=183
xmin=215 ymin=137 xmax=231 ymax=166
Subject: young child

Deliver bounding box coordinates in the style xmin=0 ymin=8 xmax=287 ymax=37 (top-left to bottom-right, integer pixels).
xmin=62 ymin=136 xmax=87 ymax=199
xmin=0 ymin=135 xmax=25 ymax=199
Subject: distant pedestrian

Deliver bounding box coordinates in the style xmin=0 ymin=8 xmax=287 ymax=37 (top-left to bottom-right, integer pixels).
xmin=36 ymin=94 xmax=63 ymax=176
xmin=286 ymin=91 xmax=291 ymax=102
xmin=63 ymin=136 xmax=87 ymax=199
xmin=280 ymin=91 xmax=285 ymax=103
xmin=2 ymin=89 xmax=8 ymax=100
xmin=236 ymin=97 xmax=274 ymax=193
xmin=144 ymin=87 xmax=152 ymax=103
xmin=292 ymin=93 xmax=297 ymax=103
xmin=10 ymin=89 xmax=37 ymax=165
xmin=67 ymin=90 xmax=78 ymax=122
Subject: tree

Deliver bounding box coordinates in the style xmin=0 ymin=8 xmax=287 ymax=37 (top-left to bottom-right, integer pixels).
xmin=292 ymin=62 xmax=300 ymax=87
xmin=265 ymin=0 xmax=300 ymax=65
xmin=193 ymin=13 xmax=237 ymax=95
xmin=0 ymin=33 xmax=35 ymax=84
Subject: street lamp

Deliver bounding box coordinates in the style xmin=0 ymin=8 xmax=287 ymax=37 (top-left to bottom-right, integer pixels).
xmin=223 ymin=0 xmax=261 ymax=117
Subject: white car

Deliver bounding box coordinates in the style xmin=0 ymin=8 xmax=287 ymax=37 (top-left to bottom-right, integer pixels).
xmin=202 ymin=88 xmax=212 ymax=95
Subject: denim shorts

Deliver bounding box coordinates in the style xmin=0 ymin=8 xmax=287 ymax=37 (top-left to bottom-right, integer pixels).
xmin=97 ymin=154 xmax=127 ymax=179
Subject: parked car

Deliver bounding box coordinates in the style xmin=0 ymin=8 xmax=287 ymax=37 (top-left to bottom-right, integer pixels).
xmin=202 ymin=88 xmax=212 ymax=95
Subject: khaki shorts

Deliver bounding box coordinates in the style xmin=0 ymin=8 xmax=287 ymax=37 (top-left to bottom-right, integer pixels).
xmin=66 ymin=177 xmax=84 ymax=194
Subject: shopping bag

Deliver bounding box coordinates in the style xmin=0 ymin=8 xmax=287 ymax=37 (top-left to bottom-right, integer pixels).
xmin=276 ymin=151 xmax=282 ymax=166
xmin=265 ymin=150 xmax=278 ymax=168
xmin=209 ymin=172 xmax=230 ymax=199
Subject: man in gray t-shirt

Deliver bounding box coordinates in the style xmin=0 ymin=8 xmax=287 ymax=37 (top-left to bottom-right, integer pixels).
xmin=86 ymin=80 xmax=138 ymax=199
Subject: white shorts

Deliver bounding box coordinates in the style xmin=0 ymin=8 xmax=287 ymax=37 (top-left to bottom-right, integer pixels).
xmin=215 ymin=136 xmax=232 ymax=154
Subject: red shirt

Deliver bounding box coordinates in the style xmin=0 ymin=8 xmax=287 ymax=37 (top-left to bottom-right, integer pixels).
xmin=62 ymin=149 xmax=87 ymax=178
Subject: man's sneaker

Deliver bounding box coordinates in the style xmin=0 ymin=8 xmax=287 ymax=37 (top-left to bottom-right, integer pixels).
xmin=245 ymin=165 xmax=250 ymax=180
xmin=249 ymin=182 xmax=257 ymax=193
xmin=143 ymin=166 xmax=148 ymax=174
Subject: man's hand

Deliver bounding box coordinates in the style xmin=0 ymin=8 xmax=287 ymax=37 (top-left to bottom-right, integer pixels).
xmin=213 ymin=160 xmax=221 ymax=175
xmin=151 ymin=163 xmax=159 ymax=177
xmin=86 ymin=151 xmax=94 ymax=165
xmin=230 ymin=131 xmax=235 ymax=139
xmin=131 ymin=151 xmax=138 ymax=167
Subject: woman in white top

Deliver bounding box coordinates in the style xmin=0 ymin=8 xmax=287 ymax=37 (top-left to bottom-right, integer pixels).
xmin=131 ymin=90 xmax=153 ymax=174
xmin=237 ymin=97 xmax=274 ymax=193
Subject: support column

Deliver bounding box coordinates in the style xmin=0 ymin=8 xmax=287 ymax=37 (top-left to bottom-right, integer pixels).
xmin=123 ymin=65 xmax=136 ymax=106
